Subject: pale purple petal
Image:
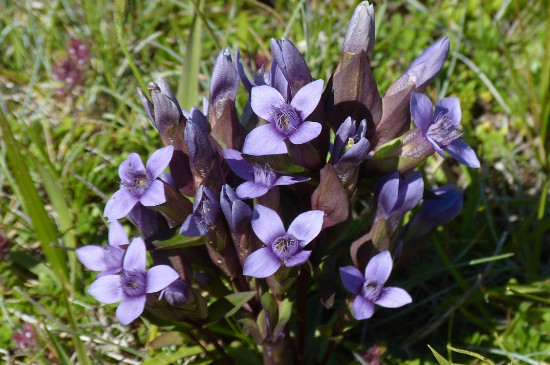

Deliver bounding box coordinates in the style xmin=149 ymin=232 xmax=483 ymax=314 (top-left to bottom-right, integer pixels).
xmin=146 ymin=145 xmax=174 ymax=179
xmin=123 ymin=237 xmax=146 ymax=272
xmin=339 ymin=266 xmax=365 ymax=295
xmin=242 ymin=124 xmax=287 ymax=155
xmin=270 ymin=60 xmax=290 ymax=100
xmin=288 ymin=121 xmax=322 ymax=145
xmin=410 ymin=92 xmax=434 ymax=134
xmin=104 ymin=188 xmax=140 ymax=221
xmin=223 ymin=149 xmax=254 ymax=180
xmin=180 ymin=214 xmax=207 ymax=237
xmin=250 ymin=85 xmax=286 ymax=123
xmin=236 ymin=181 xmax=270 ymax=199
xmin=287 ymin=210 xmax=324 ymax=245
xmin=243 ymin=247 xmax=281 ymax=278
xmin=397 ymin=171 xmax=424 ymax=214
xmin=273 ymin=175 xmax=309 ymax=186
xmin=284 ymin=250 xmax=311 ymax=267
xmin=119 ymin=153 xmax=145 ymax=181
xmin=290 ymin=79 xmax=324 ymax=120
xmin=375 ymin=173 xmax=400 ymax=216
xmin=146 ymin=265 xmax=179 ymax=293
xmin=236 ymin=50 xmax=254 ymax=92
xmin=76 ymin=246 xmax=108 ymax=272
xmin=445 ymin=139 xmax=480 ymax=168
xmin=375 ymin=287 xmax=412 ymax=308
xmin=88 ymin=275 xmax=123 ymax=304
xmin=352 ymin=295 xmax=375 ymax=320
xmin=427 ymin=135 xmax=445 ymax=157
xmin=109 ymin=220 xmax=129 ymax=246
xmin=364 ymin=251 xmax=393 ymax=284
xmin=435 ymin=96 xmax=461 ymax=127
xmin=251 ymin=205 xmax=286 ymax=245
xmin=116 ymin=295 xmax=146 ymax=325
xmin=139 ymin=179 xmax=166 ymax=207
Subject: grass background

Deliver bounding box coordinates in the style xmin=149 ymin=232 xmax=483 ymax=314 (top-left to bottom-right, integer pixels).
xmin=0 ymin=0 xmax=549 ymax=363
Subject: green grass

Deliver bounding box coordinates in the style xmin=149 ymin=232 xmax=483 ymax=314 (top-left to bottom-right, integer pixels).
xmin=0 ymin=0 xmax=549 ymax=363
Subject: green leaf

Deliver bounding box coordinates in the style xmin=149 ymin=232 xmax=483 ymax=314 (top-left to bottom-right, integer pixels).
xmin=273 ymin=299 xmax=292 ymax=338
xmin=148 ymin=331 xmax=185 ymax=349
xmin=447 ymin=345 xmax=496 ymax=365
xmin=141 ymin=345 xmax=206 ymax=365
xmin=260 ymin=292 xmax=278 ymax=333
xmin=428 ymin=345 xmax=451 ymax=365
xmin=208 ymin=291 xmax=257 ymax=321
xmin=152 ymin=233 xmax=205 ymax=250
xmin=178 ymin=0 xmax=203 ymax=109
xmin=43 ymin=327 xmax=72 ymax=365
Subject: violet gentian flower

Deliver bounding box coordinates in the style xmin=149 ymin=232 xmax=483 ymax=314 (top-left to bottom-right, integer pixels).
xmin=220 ymin=184 xmax=252 ymax=234
xmin=374 ymin=171 xmax=424 ymax=221
xmin=410 ymin=92 xmax=480 ymax=168
xmin=339 ymin=251 xmax=412 ymax=319
xmin=180 ymin=185 xmax=220 ymax=237
xmin=159 ymin=279 xmax=188 ymax=306
xmin=237 ymin=51 xmax=290 ymax=101
xmin=332 ymin=117 xmax=370 ymax=167
xmin=243 ymin=205 xmax=324 ymax=278
xmin=343 ymin=1 xmax=375 ymax=57
xmin=242 ymin=79 xmax=324 ymax=155
xmin=76 ymin=220 xmax=128 ymax=277
xmin=87 ymin=237 xmax=179 ymax=325
xmin=104 ymin=145 xmax=174 ymax=221
xmin=223 ymin=149 xmax=309 ymax=199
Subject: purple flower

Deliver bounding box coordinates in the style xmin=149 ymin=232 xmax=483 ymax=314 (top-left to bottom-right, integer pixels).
xmin=180 ymin=185 xmax=220 ymax=237
xmin=242 ymin=79 xmax=324 ymax=155
xmin=343 ymin=1 xmax=375 ymax=56
xmin=374 ymin=171 xmax=424 ymax=220
xmin=159 ymin=279 xmax=188 ymax=306
xmin=410 ymin=92 xmax=480 ymax=168
xmin=220 ymin=184 xmax=252 ymax=234
xmin=339 ymin=251 xmax=412 ymax=319
xmin=237 ymin=51 xmax=290 ymax=101
xmin=87 ymin=237 xmax=179 ymax=325
xmin=104 ymin=146 xmax=174 ymax=221
xmin=332 ymin=117 xmax=370 ymax=167
xmin=223 ymin=149 xmax=309 ymax=199
xmin=243 ymin=205 xmax=324 ymax=278
xmin=76 ymin=220 xmax=128 ymax=277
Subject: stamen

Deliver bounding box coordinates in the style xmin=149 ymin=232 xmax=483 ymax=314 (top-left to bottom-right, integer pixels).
xmin=253 ymin=164 xmax=277 ymax=187
xmin=272 ymin=235 xmax=299 ymax=259
xmin=360 ymin=280 xmax=382 ymax=302
xmin=428 ymin=115 xmax=463 ymax=147
xmin=273 ymin=105 xmax=300 ymax=135
xmin=120 ymin=269 xmax=146 ymax=297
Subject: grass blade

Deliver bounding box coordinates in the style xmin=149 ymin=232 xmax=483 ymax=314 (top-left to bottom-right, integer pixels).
xmin=178 ymin=0 xmax=203 ymax=109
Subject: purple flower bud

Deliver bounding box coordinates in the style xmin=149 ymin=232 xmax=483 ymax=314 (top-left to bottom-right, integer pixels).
xmin=180 ymin=185 xmax=220 ymax=237
xmin=332 ymin=117 xmax=370 ymax=168
xmin=340 ymin=251 xmax=412 ymax=320
xmin=343 ymin=1 xmax=375 ymax=57
xmin=220 ymin=184 xmax=252 ymax=234
xmin=184 ymin=121 xmax=214 ymax=176
xmin=270 ymin=37 xmax=314 ymax=97
xmin=374 ymin=171 xmax=424 ymax=220
xmin=159 ymin=279 xmax=188 ymax=306
xmin=210 ymin=49 xmax=240 ymax=104
xmin=243 ymin=205 xmax=324 ymax=278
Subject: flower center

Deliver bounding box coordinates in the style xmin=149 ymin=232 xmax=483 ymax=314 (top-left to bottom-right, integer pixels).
xmin=120 ymin=269 xmax=146 ymax=297
xmin=253 ymin=164 xmax=277 ymax=187
xmin=273 ymin=105 xmax=300 ymax=135
xmin=272 ymin=235 xmax=300 ymax=259
xmin=122 ymin=171 xmax=150 ymax=196
xmin=427 ymin=115 xmax=462 ymax=147
xmin=360 ymin=280 xmax=382 ymax=302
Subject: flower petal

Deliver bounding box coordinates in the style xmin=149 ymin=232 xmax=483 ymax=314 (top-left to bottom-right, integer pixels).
xmin=273 ymin=175 xmax=309 ymax=186
xmin=397 ymin=171 xmax=424 ymax=214
xmin=145 ymin=145 xmax=174 ymax=179
xmin=180 ymin=214 xmax=205 ymax=237
xmin=87 ymin=275 xmax=123 ymax=304
xmin=242 ymin=124 xmax=287 ymax=156
xmin=339 ymin=266 xmax=364 ymax=295
xmin=410 ymin=92 xmax=434 ymax=133
xmin=119 ymin=153 xmax=145 ymax=181
xmin=236 ymin=50 xmax=254 ymax=92
xmin=251 ymin=205 xmax=286 ymax=245
xmin=352 ymin=295 xmax=375 ymax=320
xmin=123 ymin=237 xmax=146 ymax=272
xmin=223 ymin=149 xmax=254 ymax=180
xmin=435 ymin=96 xmax=461 ymax=127
xmin=364 ymin=251 xmax=393 ymax=284
xmin=284 ymin=250 xmax=311 ymax=267
xmin=243 ymin=247 xmax=281 ymax=278
xmin=288 ymin=121 xmax=322 ymax=145
xmin=250 ymin=85 xmax=286 ymax=123
xmin=139 ymin=179 xmax=166 ymax=207
xmin=290 ymin=79 xmax=324 ymax=120
xmin=374 ymin=172 xmax=399 ymax=216
xmin=236 ymin=181 xmax=270 ymax=199
xmin=375 ymin=287 xmax=412 ymax=308
xmin=109 ymin=220 xmax=129 ymax=246
xmin=104 ymin=188 xmax=140 ymax=222
xmin=445 ymin=139 xmax=480 ymax=168
xmin=287 ymin=210 xmax=324 ymax=246
xmin=76 ymin=246 xmax=108 ymax=272
xmin=146 ymin=265 xmax=179 ymax=293
xmin=116 ymin=295 xmax=146 ymax=325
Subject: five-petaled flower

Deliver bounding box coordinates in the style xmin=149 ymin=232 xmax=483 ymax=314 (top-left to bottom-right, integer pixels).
xmin=243 ymin=205 xmax=323 ymax=278
xmin=76 ymin=220 xmax=128 ymax=277
xmin=223 ymin=149 xmax=309 ymax=199
xmin=410 ymin=92 xmax=480 ymax=168
xmin=104 ymin=145 xmax=174 ymax=221
xmin=242 ymin=79 xmax=324 ymax=155
xmin=339 ymin=251 xmax=412 ymax=320
xmin=87 ymin=237 xmax=179 ymax=325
